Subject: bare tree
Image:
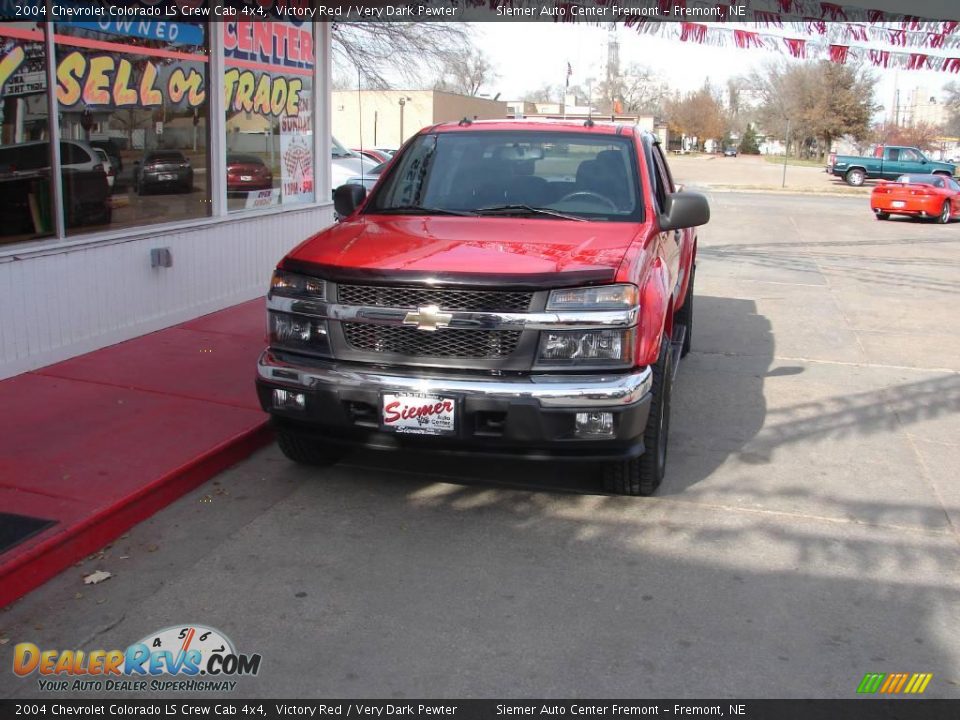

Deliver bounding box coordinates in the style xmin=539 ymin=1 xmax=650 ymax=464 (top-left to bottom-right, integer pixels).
xmin=747 ymin=59 xmax=877 ymax=159
xmin=521 ymin=83 xmax=562 ymax=103
xmin=872 ymin=121 xmax=944 ymax=152
xmin=595 ymin=63 xmax=669 ymax=116
xmin=332 ymin=23 xmax=472 ymax=89
xmin=434 ymin=51 xmax=497 ymax=96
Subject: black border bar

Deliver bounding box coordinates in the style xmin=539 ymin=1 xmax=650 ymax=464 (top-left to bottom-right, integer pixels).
xmin=2 ymin=700 xmax=960 ymax=720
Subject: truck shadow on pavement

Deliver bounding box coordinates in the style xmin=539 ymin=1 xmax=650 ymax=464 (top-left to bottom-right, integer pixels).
xmin=699 ymin=235 xmax=960 ymax=295
xmin=341 ymin=296 xmax=774 ymax=498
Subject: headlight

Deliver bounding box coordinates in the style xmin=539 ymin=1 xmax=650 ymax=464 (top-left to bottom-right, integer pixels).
xmin=269 ymin=311 xmax=331 ymax=356
xmin=536 ymin=328 xmax=634 ymax=367
xmin=270 ymin=270 xmax=326 ymax=300
xmin=546 ymin=284 xmax=638 ymax=310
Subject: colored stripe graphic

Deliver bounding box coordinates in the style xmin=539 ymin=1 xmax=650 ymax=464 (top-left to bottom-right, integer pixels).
xmin=857 ymin=673 xmax=886 ymax=693
xmin=858 ymin=672 xmax=932 ymax=694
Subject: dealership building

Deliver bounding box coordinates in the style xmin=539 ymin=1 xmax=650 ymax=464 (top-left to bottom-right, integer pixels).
xmin=0 ymin=15 xmax=335 ymax=380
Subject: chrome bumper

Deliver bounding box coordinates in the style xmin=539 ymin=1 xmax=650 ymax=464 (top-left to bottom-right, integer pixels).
xmin=257 ymin=350 xmax=652 ymax=408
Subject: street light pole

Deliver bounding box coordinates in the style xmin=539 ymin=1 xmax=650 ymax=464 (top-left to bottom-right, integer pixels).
xmin=398 ymin=97 xmax=407 ymax=145
xmin=782 ymin=118 xmax=790 ymax=189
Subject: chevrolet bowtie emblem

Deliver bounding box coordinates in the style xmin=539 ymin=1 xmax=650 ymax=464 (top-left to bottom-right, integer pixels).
xmin=403 ymin=305 xmax=453 ymax=332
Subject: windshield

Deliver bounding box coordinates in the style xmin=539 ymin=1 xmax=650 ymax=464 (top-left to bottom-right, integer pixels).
xmin=896 ymin=174 xmax=945 ymax=187
xmin=366 ymin=131 xmax=643 ymax=221
xmin=331 ymin=136 xmax=356 ymax=159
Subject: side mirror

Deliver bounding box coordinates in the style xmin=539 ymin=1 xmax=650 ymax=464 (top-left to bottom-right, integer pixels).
xmin=333 ymin=183 xmax=366 ymax=217
xmin=660 ymin=191 xmax=710 ymax=231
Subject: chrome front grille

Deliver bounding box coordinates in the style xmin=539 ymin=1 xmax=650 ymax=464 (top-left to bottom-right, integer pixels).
xmin=342 ymin=324 xmax=522 ymax=359
xmin=338 ymin=285 xmax=533 ymax=313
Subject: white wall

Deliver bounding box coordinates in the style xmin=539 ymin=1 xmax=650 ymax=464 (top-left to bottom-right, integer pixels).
xmin=0 ymin=24 xmax=336 ymax=380
xmin=0 ymin=205 xmax=335 ymax=380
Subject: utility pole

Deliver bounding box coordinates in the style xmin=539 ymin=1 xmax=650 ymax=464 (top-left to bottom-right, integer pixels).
xmin=782 ymin=119 xmax=790 ymax=189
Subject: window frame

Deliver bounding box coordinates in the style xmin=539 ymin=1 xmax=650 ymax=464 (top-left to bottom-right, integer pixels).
xmin=0 ymin=20 xmax=331 ymax=259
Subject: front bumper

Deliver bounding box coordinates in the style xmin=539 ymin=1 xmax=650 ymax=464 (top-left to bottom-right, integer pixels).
xmin=256 ymin=350 xmax=653 ymax=461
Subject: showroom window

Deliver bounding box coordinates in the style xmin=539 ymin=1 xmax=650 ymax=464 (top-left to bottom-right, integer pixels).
xmin=0 ymin=23 xmax=54 ymax=246
xmin=223 ymin=20 xmax=314 ymax=212
xmin=53 ymin=19 xmax=211 ymax=236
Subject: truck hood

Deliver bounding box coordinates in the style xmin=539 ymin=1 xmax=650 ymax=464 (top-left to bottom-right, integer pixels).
xmin=284 ymin=216 xmax=645 ymax=283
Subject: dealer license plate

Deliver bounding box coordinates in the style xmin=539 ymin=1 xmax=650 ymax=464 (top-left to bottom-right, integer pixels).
xmin=158 ymin=173 xmax=175 ymax=181
xmin=381 ymin=393 xmax=456 ymax=436
xmin=891 ymin=200 xmax=906 ymax=208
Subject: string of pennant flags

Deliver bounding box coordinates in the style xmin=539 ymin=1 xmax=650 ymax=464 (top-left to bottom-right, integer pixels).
xmin=628 ymin=20 xmax=960 ymax=72
xmin=440 ymin=0 xmax=960 ymax=71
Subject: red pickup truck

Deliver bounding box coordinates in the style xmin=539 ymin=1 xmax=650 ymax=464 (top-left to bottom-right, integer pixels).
xmin=256 ymin=120 xmax=709 ymax=495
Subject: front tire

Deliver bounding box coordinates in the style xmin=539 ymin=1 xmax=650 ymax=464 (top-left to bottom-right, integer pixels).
xmin=845 ymin=168 xmax=866 ymax=187
xmin=603 ymin=336 xmax=673 ymax=496
xmin=276 ymin=425 xmax=343 ymax=466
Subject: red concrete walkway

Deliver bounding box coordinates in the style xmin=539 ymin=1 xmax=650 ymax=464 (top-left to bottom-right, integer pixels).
xmin=0 ymin=300 xmax=271 ymax=608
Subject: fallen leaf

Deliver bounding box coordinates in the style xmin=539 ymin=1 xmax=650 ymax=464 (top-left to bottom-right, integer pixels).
xmin=146 ymin=544 xmax=159 ymax=553
xmin=83 ymin=570 xmax=112 ymax=585
xmin=119 ymin=556 xmax=129 ymax=560
xmin=96 ymin=599 xmax=106 ymax=605
xmin=0 ymin=638 xmax=9 ymax=645
xmin=74 ymin=592 xmax=83 ymax=600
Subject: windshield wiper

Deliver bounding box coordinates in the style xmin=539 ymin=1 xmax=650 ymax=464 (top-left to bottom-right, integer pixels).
xmin=376 ymin=205 xmax=477 ymax=217
xmin=474 ymin=204 xmax=587 ymax=221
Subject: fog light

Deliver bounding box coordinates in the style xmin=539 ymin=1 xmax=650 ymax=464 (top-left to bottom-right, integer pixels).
xmin=273 ymin=389 xmax=306 ymax=411
xmin=575 ymin=411 xmax=614 ymax=438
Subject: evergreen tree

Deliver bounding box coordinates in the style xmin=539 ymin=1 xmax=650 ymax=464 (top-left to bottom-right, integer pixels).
xmin=739 ymin=124 xmax=761 ymax=155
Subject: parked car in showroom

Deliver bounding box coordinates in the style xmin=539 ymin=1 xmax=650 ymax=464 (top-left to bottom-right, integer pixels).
xmin=134 ymin=150 xmax=193 ymax=194
xmin=89 ymin=138 xmax=123 ymax=172
xmin=331 ymin=136 xmax=378 ymax=194
xmin=0 ymin=139 xmax=111 ymax=232
xmin=871 ymin=173 xmax=960 ymax=223
xmin=92 ymin=148 xmax=116 ymax=189
xmin=257 ymin=119 xmax=710 ymax=496
xmin=353 ymin=148 xmax=392 ymax=164
xmin=226 ymin=154 xmax=273 ymax=194
xmin=344 ymin=161 xmax=388 ymax=192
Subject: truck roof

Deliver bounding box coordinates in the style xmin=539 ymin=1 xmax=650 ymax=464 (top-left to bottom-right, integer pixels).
xmin=428 ymin=118 xmax=642 ymax=137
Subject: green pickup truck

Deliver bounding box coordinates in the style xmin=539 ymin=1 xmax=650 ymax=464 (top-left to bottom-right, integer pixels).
xmin=827 ymin=145 xmax=956 ymax=186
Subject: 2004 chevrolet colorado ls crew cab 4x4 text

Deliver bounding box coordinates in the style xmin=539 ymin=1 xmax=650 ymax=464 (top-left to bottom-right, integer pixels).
xmin=256 ymin=119 xmax=710 ymax=495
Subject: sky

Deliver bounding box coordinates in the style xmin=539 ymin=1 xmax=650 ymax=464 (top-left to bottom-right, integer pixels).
xmin=470 ymin=22 xmax=956 ymax=122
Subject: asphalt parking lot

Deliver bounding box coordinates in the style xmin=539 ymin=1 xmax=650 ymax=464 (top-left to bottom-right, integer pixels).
xmin=2 ymin=191 xmax=958 ymax=699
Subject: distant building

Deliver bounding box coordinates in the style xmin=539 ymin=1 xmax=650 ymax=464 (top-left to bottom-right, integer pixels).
xmin=902 ymin=86 xmax=949 ymax=128
xmin=332 ymin=90 xmax=508 ymax=149
xmin=506 ymin=94 xmax=668 ymax=146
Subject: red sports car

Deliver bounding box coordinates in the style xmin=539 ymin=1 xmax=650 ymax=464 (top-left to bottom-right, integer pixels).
xmin=871 ymin=173 xmax=960 ymax=223
xmin=226 ymin=154 xmax=273 ymax=193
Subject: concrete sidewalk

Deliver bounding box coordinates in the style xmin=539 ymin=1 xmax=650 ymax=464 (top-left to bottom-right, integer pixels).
xmin=0 ymin=300 xmax=271 ymax=608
